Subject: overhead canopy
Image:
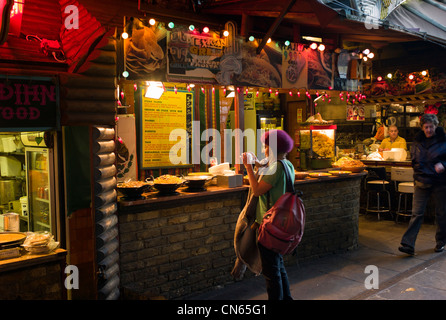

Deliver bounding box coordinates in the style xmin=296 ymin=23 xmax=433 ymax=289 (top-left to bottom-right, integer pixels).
xmin=322 ymin=0 xmax=446 ymax=47
xmin=385 ymin=0 xmax=446 ymax=46
xmin=199 ymin=0 xmax=425 ymax=48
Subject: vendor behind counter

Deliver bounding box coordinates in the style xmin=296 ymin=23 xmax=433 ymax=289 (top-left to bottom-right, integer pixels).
xmin=379 ymin=125 xmax=407 ymax=151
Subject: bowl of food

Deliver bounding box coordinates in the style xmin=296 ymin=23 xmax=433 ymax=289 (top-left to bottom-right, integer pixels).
xmin=183 ymin=175 xmax=216 ymax=190
xmin=341 ymin=166 xmax=365 ymax=173
xmin=152 ymin=175 xmax=185 ymax=194
xmin=294 ymin=171 xmax=309 ymax=180
xmin=117 ymin=179 xmax=153 ymax=199
xmin=332 ymin=156 xmax=365 ymax=173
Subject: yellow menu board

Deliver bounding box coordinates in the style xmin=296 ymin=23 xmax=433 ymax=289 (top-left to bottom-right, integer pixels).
xmin=140 ymin=88 xmax=193 ymax=168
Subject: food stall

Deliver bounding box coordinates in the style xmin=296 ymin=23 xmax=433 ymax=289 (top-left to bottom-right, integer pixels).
xmin=111 ymin=15 xmax=381 ymax=299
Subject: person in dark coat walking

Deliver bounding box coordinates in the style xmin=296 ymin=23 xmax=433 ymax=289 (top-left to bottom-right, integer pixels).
xmin=399 ymin=113 xmax=446 ymax=255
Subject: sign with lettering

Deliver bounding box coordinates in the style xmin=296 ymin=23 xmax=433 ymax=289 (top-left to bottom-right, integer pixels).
xmin=0 ymin=76 xmax=59 ymax=130
xmin=139 ymin=87 xmax=192 ymax=168
xmin=167 ymin=28 xmax=226 ymax=83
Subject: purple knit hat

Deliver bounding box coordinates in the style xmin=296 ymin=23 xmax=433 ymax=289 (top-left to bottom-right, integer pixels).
xmin=261 ymin=129 xmax=294 ymax=153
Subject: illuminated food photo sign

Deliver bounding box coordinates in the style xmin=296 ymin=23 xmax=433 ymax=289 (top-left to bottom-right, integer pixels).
xmin=0 ymin=76 xmax=59 ymax=131
xmin=9 ymin=0 xmax=24 ymax=36
xmin=0 ymin=0 xmax=13 ymax=44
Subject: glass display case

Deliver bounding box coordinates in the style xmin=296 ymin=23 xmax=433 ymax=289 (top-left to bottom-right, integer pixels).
xmin=298 ymin=124 xmax=337 ymax=170
xmin=25 ymin=147 xmax=55 ymax=233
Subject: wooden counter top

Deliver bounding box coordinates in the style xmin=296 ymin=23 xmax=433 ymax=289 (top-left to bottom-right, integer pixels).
xmin=118 ymin=172 xmax=366 ymax=208
xmin=119 ymin=185 xmax=249 ymax=208
xmin=362 ymin=160 xmax=411 ymax=166
xmin=0 ymin=248 xmax=67 ymax=273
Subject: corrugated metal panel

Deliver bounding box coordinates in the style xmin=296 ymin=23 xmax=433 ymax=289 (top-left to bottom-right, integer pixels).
xmin=92 ymin=126 xmax=120 ymax=300
xmin=0 ymin=0 xmax=63 ymax=65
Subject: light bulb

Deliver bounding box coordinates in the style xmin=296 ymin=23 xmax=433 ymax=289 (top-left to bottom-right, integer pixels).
xmin=223 ymin=30 xmax=229 ymax=37
xmin=203 ymin=26 xmax=209 ymax=33
xmin=318 ymin=44 xmax=325 ymax=51
xmin=121 ymin=32 xmax=128 ymax=39
xmin=310 ymin=43 xmax=318 ymax=50
xmin=149 ymin=18 xmax=156 ymax=26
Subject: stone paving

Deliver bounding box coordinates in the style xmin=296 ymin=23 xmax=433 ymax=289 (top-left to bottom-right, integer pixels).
xmin=186 ymin=214 xmax=446 ymax=300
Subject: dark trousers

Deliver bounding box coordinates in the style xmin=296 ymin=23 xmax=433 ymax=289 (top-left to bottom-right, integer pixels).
xmin=258 ymin=243 xmax=292 ymax=300
xmin=401 ymin=184 xmax=446 ymax=248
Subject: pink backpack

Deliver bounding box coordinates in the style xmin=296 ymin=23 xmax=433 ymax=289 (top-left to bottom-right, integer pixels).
xmin=258 ymin=160 xmax=305 ymax=255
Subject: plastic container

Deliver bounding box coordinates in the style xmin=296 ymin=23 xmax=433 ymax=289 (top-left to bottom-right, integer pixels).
xmin=209 ymin=162 xmax=230 ymax=175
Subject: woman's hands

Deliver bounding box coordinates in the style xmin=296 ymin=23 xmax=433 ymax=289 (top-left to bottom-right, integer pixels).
xmin=242 ymin=152 xmax=272 ymax=197
xmin=435 ymin=162 xmax=445 ymax=174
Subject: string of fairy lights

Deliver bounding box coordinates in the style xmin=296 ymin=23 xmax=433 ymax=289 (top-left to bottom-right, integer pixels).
xmin=118 ymin=17 xmax=380 ymax=106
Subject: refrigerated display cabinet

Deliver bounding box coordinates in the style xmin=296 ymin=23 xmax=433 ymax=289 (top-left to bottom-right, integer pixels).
xmin=23 ymin=145 xmax=56 ymax=234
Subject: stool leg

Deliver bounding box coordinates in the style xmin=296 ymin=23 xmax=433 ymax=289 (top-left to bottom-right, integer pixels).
xmin=397 ymin=193 xmax=402 ymax=223
xmin=377 ymin=192 xmax=380 ymax=221
xmin=387 ymin=191 xmax=392 ymax=219
xmin=404 ymin=193 xmax=408 ymax=213
xmin=366 ymin=191 xmax=370 ymax=216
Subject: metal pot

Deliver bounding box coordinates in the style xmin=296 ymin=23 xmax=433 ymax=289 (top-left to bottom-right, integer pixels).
xmin=0 ymin=179 xmax=23 ymax=204
xmin=183 ymin=175 xmax=216 ymax=190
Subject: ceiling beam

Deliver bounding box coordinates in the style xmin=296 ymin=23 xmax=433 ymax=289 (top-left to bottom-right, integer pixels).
xmin=256 ymin=0 xmax=298 ymax=55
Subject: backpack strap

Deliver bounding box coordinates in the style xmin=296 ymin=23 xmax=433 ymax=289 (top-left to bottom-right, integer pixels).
xmin=278 ymin=159 xmax=295 ymax=194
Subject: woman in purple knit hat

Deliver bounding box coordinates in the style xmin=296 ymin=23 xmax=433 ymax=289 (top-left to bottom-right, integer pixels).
xmin=242 ymin=129 xmax=295 ymax=300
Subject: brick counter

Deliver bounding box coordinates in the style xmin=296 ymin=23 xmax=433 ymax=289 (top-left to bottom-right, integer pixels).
xmin=0 ymin=248 xmax=67 ymax=299
xmin=118 ymin=173 xmax=364 ymax=299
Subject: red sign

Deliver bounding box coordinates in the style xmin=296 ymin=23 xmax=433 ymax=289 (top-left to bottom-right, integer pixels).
xmin=0 ymin=0 xmax=13 ymax=45
xmin=0 ymin=76 xmax=59 ymax=130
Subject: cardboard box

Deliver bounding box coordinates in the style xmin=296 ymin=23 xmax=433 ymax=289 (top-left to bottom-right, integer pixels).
xmin=0 ymin=156 xmax=22 ymax=177
xmin=391 ymin=167 xmax=413 ymax=181
xmin=217 ymin=174 xmax=243 ymax=188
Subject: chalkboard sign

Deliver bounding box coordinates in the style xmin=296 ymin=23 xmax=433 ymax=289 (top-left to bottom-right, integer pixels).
xmin=0 ymin=75 xmax=59 ymax=131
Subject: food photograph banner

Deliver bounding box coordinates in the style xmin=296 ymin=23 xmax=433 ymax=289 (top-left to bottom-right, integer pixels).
xmin=282 ymin=43 xmax=308 ymax=89
xmin=306 ymin=48 xmax=333 ymax=90
xmin=167 ymin=27 xmax=226 ymax=83
xmin=139 ymin=88 xmax=193 ymax=169
xmin=231 ymin=40 xmax=282 ymax=88
xmin=123 ymin=20 xmax=339 ymax=91
xmin=124 ymin=18 xmax=168 ymax=81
